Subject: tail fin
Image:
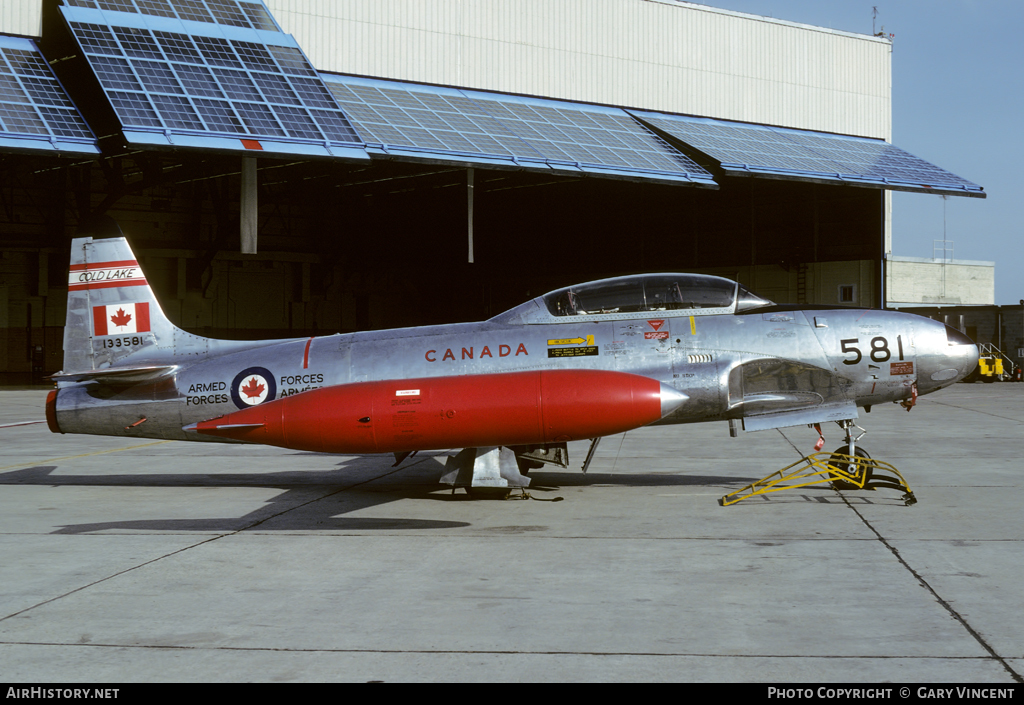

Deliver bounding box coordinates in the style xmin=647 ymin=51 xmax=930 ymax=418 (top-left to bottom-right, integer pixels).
xmin=61 ymin=236 xmax=189 ymax=376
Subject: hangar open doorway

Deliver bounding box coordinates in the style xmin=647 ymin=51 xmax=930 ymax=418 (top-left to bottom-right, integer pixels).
xmin=2 ymin=145 xmax=884 ymax=384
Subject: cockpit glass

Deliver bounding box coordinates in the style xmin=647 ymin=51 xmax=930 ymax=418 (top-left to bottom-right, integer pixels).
xmin=736 ymin=285 xmax=774 ymax=312
xmin=544 ymin=275 xmax=737 ymax=316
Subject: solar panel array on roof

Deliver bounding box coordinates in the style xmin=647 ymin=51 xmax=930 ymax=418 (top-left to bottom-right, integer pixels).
xmin=0 ymin=35 xmax=98 ymax=154
xmin=58 ymin=0 xmax=367 ymax=160
xmin=32 ymin=1 xmax=981 ymax=198
xmin=64 ymin=0 xmax=280 ymax=36
xmin=323 ymin=75 xmax=717 ymax=187
xmin=629 ymin=110 xmax=985 ymax=198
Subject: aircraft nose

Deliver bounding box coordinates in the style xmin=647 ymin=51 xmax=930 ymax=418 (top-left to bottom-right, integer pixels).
xmin=921 ymin=323 xmax=978 ymax=389
xmin=945 ymin=324 xmax=980 ymax=380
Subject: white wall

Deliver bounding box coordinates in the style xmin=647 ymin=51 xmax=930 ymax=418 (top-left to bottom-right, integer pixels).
xmin=0 ymin=0 xmax=41 ymax=38
xmin=886 ymin=257 xmax=995 ymax=306
xmin=269 ymin=0 xmax=892 ymax=139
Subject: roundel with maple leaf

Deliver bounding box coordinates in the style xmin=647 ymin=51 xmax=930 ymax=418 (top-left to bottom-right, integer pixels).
xmin=230 ymin=367 xmax=276 ymax=409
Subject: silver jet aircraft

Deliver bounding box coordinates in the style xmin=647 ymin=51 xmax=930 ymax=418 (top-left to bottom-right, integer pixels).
xmin=47 ymin=236 xmax=979 ymax=493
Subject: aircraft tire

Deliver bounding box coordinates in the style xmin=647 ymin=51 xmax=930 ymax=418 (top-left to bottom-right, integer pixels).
xmin=829 ymin=446 xmax=873 ymax=490
xmin=465 ymin=486 xmax=512 ymax=500
xmin=515 ymin=457 xmax=544 ymax=475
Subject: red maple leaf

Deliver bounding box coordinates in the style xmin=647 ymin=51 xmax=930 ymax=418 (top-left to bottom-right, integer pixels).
xmin=241 ymin=377 xmax=265 ymax=399
xmin=110 ymin=308 xmax=132 ymax=328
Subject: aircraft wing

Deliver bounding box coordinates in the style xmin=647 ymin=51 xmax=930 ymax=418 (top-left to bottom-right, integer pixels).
xmin=738 ymin=400 xmax=859 ymax=432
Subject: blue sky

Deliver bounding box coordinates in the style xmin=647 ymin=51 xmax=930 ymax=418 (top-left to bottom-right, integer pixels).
xmin=690 ymin=0 xmax=1023 ymax=305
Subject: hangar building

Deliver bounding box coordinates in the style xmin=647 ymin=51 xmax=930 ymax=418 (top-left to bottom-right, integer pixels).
xmin=0 ymin=0 xmax=985 ymax=383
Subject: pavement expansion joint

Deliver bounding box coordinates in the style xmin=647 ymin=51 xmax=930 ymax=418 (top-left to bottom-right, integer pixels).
xmin=0 ymin=640 xmax=1011 ymax=661
xmin=840 ymin=494 xmax=1024 ymax=684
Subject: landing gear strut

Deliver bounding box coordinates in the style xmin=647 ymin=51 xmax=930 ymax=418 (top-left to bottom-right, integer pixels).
xmin=828 ymin=420 xmax=872 ymax=490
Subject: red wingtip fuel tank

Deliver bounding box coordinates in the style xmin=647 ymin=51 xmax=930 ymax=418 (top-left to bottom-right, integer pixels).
xmin=192 ymin=369 xmax=687 ymax=453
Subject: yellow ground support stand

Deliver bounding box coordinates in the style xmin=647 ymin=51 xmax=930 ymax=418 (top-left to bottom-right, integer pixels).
xmin=979 ymin=356 xmax=1003 ymax=377
xmin=719 ymin=452 xmax=916 ymax=507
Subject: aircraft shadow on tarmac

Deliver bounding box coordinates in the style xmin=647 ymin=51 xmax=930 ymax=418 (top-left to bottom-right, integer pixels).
xmin=0 ymin=455 xmax=763 ymax=535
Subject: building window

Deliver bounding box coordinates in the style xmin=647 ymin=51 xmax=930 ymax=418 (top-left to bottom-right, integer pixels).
xmin=838 ymin=285 xmax=856 ymax=303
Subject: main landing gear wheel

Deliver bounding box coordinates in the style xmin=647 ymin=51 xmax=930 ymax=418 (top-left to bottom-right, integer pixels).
xmin=515 ymin=457 xmax=544 ymax=476
xmin=828 ymin=446 xmax=873 ymax=490
xmin=464 ymin=486 xmax=513 ymax=500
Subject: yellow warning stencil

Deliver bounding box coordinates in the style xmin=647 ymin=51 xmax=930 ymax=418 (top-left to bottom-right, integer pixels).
xmin=548 ymin=334 xmax=595 ymax=346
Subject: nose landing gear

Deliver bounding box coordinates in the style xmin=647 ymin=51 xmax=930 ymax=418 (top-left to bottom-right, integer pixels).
xmin=828 ymin=421 xmax=872 ymax=490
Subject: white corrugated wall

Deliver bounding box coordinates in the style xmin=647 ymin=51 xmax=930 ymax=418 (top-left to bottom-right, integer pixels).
xmin=268 ymin=0 xmax=891 ymax=139
xmin=0 ymin=0 xmax=41 ymax=38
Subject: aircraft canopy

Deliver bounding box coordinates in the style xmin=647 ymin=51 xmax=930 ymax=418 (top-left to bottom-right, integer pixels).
xmin=542 ymin=274 xmax=773 ymax=317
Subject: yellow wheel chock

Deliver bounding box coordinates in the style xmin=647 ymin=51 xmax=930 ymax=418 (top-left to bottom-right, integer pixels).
xmin=719 ymin=452 xmax=916 ymax=507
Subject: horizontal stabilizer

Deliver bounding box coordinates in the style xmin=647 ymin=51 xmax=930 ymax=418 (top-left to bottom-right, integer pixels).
xmin=50 ymin=365 xmax=178 ymax=384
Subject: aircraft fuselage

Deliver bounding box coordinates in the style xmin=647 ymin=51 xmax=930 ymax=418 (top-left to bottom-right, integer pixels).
xmin=52 ymin=304 xmax=975 ymax=444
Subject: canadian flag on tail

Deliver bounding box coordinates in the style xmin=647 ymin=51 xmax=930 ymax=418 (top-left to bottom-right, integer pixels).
xmin=93 ymin=303 xmax=151 ymax=336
